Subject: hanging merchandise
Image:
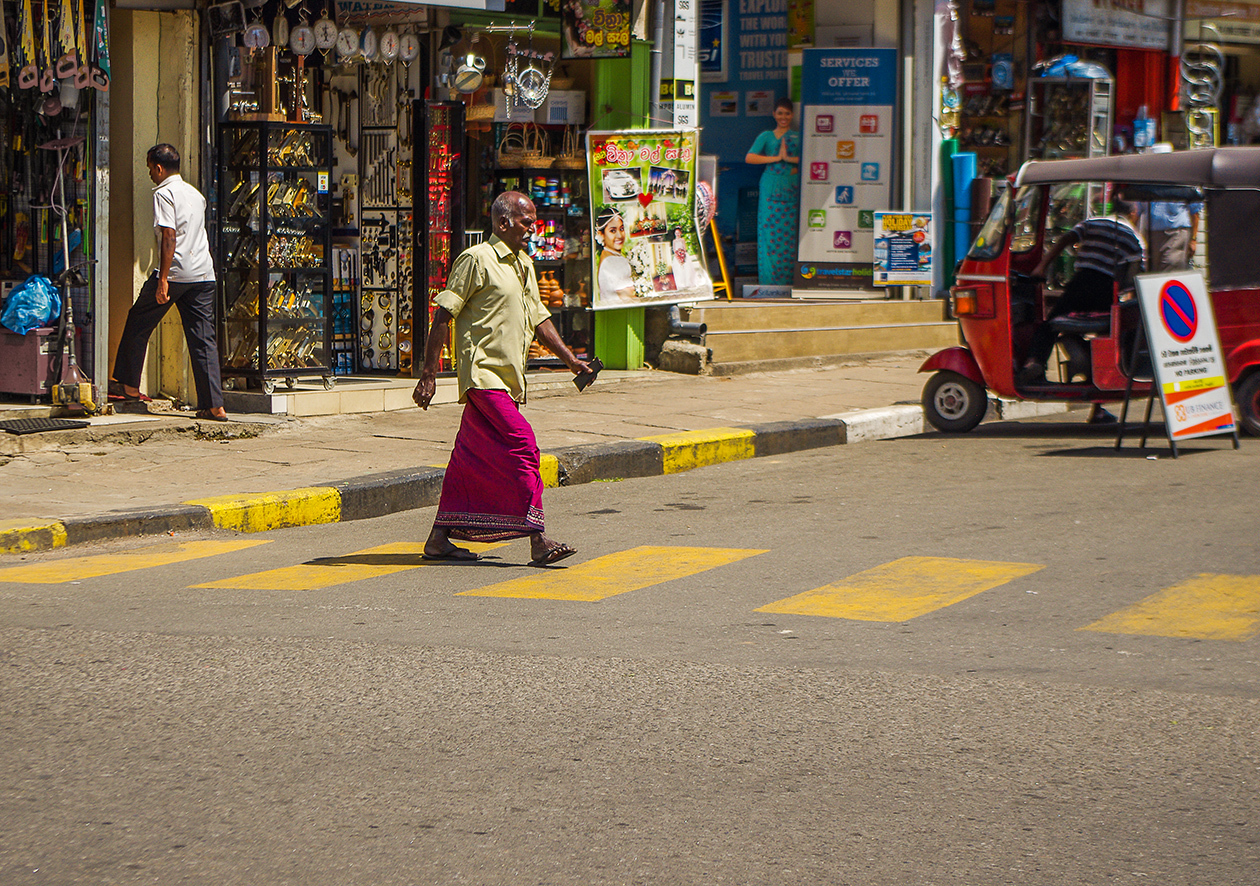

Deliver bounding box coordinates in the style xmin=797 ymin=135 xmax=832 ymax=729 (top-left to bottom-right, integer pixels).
xmin=39 ymin=0 xmax=58 ymax=103
xmin=91 ymin=0 xmax=108 ymax=89
xmin=336 ymin=24 xmax=359 ymax=64
xmin=0 ymin=2 xmax=10 ymax=89
xmin=313 ymin=8 xmax=337 ymax=63
xmin=515 ymin=25 xmax=554 ymax=110
xmin=17 ymin=0 xmax=37 ymax=89
xmin=399 ymin=32 xmax=420 ymax=66
xmin=360 ymin=27 xmax=378 ymax=64
xmin=453 ymin=33 xmax=487 ymax=94
xmin=243 ymin=9 xmax=271 ymax=53
xmin=273 ymin=9 xmax=289 ymax=51
xmin=290 ymin=10 xmax=316 ymax=58
xmin=74 ymin=0 xmax=90 ymax=88
xmin=379 ymin=28 xmax=399 ymax=64
xmin=56 ymin=0 xmax=77 ymax=78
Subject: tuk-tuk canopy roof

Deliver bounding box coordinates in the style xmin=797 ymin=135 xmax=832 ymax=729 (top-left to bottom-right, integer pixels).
xmin=1015 ymin=147 xmax=1260 ymax=189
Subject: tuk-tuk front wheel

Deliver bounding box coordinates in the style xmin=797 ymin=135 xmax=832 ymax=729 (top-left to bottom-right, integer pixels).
xmin=1236 ymin=372 xmax=1260 ymax=437
xmin=923 ymin=371 xmax=988 ymax=433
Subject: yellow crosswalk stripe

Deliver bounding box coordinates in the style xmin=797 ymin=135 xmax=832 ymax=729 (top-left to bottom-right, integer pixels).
xmin=192 ymin=541 xmax=506 ymax=590
xmin=1080 ymin=574 xmax=1260 ymax=641
xmin=458 ymin=545 xmax=767 ymax=602
xmin=0 ymin=539 xmax=269 ymax=584
xmin=757 ymin=556 xmax=1044 ymax=621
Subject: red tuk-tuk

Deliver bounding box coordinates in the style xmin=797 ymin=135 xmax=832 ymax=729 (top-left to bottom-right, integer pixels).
xmin=920 ymin=147 xmax=1260 ymax=435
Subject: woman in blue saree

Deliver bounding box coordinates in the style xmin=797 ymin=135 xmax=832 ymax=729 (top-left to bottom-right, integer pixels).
xmin=745 ymin=98 xmax=801 ymax=287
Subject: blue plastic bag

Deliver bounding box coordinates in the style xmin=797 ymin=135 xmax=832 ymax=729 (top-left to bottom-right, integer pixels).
xmin=1041 ymin=55 xmax=1111 ymax=79
xmin=0 ymin=276 xmax=61 ymax=335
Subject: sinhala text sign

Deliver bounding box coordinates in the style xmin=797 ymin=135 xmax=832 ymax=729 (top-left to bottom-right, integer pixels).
xmin=586 ymin=129 xmax=714 ymax=311
xmin=1135 ymin=270 xmax=1237 ymax=441
xmin=796 ymin=47 xmax=897 ymax=293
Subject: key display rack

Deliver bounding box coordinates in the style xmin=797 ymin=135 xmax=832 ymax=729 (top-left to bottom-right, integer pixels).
xmin=1026 ymin=77 xmax=1113 ymax=162
xmin=217 ymin=121 xmax=335 ymax=393
xmin=357 ymin=64 xmax=419 ymax=374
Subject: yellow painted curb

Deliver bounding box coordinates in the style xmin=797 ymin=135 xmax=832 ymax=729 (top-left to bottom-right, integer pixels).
xmin=185 ymin=487 xmax=342 ymax=534
xmin=540 ymin=454 xmax=560 ymax=488
xmin=638 ymin=427 xmax=755 ymax=474
xmin=0 ymin=519 xmax=68 ymax=554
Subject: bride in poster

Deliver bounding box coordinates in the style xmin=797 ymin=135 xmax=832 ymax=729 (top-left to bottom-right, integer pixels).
xmin=594 ymin=206 xmax=636 ymax=303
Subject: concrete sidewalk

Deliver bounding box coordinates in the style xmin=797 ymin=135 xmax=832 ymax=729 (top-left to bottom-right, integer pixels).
xmin=0 ymin=351 xmax=1056 ymax=553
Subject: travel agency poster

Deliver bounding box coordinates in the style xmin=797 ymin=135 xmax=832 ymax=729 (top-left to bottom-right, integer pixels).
xmin=796 ymin=47 xmax=897 ymax=292
xmin=586 ymin=129 xmax=714 ymax=310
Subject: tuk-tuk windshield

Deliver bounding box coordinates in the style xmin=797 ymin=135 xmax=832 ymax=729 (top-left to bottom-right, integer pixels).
xmin=1010 ymin=186 xmax=1042 ymax=253
xmin=967 ymin=186 xmax=1012 ymax=261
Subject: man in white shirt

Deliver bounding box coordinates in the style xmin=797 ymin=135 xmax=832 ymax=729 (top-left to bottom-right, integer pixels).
xmin=110 ymin=143 xmax=227 ymax=421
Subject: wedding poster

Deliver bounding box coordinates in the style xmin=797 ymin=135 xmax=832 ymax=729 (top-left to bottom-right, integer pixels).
xmin=586 ymin=129 xmax=714 ymax=310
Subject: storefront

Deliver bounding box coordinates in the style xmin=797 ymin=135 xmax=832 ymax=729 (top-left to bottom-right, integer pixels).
xmin=203 ymin=0 xmax=690 ymax=389
xmin=1185 ymin=1 xmax=1260 ymax=146
xmin=0 ymin=0 xmax=110 ymax=405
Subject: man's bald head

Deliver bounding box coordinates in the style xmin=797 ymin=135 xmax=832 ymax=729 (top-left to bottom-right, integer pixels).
xmin=491 ymin=191 xmax=534 ymax=227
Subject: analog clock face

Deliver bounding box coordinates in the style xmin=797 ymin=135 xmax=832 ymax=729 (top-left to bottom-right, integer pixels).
xmin=399 ymin=32 xmax=421 ymax=63
xmin=379 ymin=29 xmax=399 ymax=63
xmin=243 ymin=22 xmax=271 ymax=51
xmin=313 ymin=18 xmax=338 ymax=50
xmin=290 ymin=25 xmax=315 ymax=57
xmin=336 ymin=27 xmax=360 ymax=60
xmin=273 ymin=14 xmax=289 ymax=49
xmin=361 ymin=28 xmax=378 ymax=61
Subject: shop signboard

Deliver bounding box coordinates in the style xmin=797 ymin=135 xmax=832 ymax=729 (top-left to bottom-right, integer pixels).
xmin=1134 ymin=270 xmax=1238 ymax=442
xmin=334 ymin=0 xmax=493 ymax=19
xmin=796 ymin=47 xmax=897 ymax=293
xmin=699 ymin=0 xmax=727 ymax=81
xmin=873 ymin=211 xmax=933 ymax=286
xmin=586 ymin=129 xmax=714 ymax=311
xmin=1062 ymin=0 xmax=1171 ymax=51
xmin=562 ymin=0 xmax=633 ymax=59
xmin=1186 ymin=1 xmax=1260 ymax=45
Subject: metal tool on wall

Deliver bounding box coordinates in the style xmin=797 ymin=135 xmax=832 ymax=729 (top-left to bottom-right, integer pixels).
xmin=40 ymin=135 xmax=96 ymax=413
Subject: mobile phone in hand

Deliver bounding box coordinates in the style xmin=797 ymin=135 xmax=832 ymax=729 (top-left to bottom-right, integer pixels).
xmin=574 ymin=357 xmax=604 ymax=391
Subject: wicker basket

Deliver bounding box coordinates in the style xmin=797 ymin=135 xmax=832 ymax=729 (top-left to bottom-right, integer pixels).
xmin=552 ymin=125 xmax=586 ymax=169
xmin=497 ymin=123 xmax=527 ymax=168
xmin=467 ymin=100 xmax=495 ymax=122
xmin=518 ymin=123 xmax=553 ymax=169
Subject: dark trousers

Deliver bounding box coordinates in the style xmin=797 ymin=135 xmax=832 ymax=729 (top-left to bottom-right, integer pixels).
xmin=112 ymin=272 xmax=223 ymax=410
xmin=1026 ymin=268 xmax=1115 ymax=368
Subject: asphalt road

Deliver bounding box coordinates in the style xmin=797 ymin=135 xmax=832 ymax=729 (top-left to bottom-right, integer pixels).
xmin=2 ymin=414 xmax=1258 ymax=885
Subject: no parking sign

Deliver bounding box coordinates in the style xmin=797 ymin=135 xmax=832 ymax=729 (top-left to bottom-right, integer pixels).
xmin=1135 ymin=271 xmax=1237 ymax=441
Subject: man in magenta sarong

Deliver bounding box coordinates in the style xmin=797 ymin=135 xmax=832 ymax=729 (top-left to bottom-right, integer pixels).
xmin=413 ymin=191 xmax=589 ymax=566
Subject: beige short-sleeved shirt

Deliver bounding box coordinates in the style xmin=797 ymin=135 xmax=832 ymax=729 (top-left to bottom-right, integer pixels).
xmin=435 ymin=235 xmax=550 ymax=403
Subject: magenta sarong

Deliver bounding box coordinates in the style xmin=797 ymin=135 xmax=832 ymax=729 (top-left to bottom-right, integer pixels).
xmin=433 ymin=388 xmax=545 ymax=541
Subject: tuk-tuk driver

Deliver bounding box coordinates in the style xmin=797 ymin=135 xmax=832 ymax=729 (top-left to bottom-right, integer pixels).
xmin=1018 ymin=195 xmax=1145 ymax=386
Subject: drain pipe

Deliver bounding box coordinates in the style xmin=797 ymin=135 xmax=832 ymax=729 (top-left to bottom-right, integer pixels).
xmin=667 ymin=304 xmax=706 ymax=338
xmin=649 ymin=0 xmax=666 ymax=126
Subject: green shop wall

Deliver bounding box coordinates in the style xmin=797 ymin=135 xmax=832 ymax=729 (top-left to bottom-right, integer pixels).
xmin=592 ymin=39 xmax=652 ymax=369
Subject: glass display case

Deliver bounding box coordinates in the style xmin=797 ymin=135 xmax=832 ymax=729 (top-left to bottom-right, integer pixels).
xmin=415 ymin=101 xmax=466 ymax=376
xmin=492 ymin=164 xmax=593 ymax=366
xmin=1026 ymin=77 xmax=1113 ymax=162
xmin=217 ymin=121 xmax=334 ymax=393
